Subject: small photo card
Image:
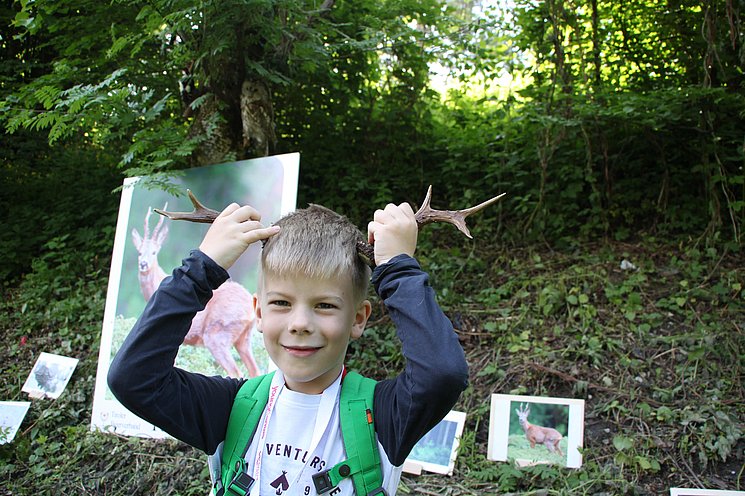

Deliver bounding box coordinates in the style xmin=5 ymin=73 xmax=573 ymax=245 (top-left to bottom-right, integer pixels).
xmin=488 ymin=394 xmax=585 ymax=468
xmin=0 ymin=401 xmax=31 ymax=444
xmin=404 ymin=410 xmax=467 ymax=476
xmin=670 ymin=489 xmax=745 ymax=496
xmin=22 ymin=352 xmax=79 ymax=399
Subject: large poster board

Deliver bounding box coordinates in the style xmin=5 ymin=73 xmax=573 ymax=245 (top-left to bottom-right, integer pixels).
xmin=91 ymin=154 xmax=299 ymax=438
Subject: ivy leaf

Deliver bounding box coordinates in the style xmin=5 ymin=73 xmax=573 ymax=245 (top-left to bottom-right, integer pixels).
xmin=613 ymin=435 xmax=634 ymax=451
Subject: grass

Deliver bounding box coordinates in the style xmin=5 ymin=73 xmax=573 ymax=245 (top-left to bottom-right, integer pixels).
xmin=507 ymin=435 xmax=569 ymax=468
xmin=1 ymin=233 xmax=743 ymax=495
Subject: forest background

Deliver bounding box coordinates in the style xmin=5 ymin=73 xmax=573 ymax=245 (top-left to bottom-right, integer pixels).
xmin=0 ymin=0 xmax=743 ymax=494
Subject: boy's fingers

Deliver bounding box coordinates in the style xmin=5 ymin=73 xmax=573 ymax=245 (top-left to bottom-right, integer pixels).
xmin=367 ymin=221 xmax=377 ymax=244
xmin=372 ymin=207 xmax=389 ymax=223
xmin=394 ymin=202 xmax=415 ymax=222
xmin=219 ymin=202 xmax=241 ymax=218
xmin=234 ymin=220 xmax=262 ymax=235
xmin=231 ymin=204 xmax=262 ymax=222
xmin=236 ymin=220 xmax=265 ymax=235
xmin=376 ymin=202 xmax=415 ymax=224
xmin=244 ymin=225 xmax=280 ymax=243
xmin=398 ymin=202 xmax=415 ymax=218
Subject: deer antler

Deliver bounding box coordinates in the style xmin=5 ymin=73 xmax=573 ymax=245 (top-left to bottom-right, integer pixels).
xmin=154 ymin=190 xmax=221 ymax=223
xmin=414 ymin=185 xmax=506 ymax=238
xmin=356 ymin=186 xmax=506 ymax=265
xmin=155 ymin=186 xmax=506 ymax=267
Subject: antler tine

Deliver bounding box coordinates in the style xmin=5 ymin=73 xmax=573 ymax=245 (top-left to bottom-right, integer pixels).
xmin=152 ymin=202 xmax=168 ymax=236
xmin=414 ymin=185 xmax=506 ymax=239
xmin=154 ymin=190 xmax=221 ymax=223
xmin=143 ymin=206 xmax=153 ymax=238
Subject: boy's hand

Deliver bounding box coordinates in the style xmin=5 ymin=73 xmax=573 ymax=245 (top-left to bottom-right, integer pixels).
xmin=367 ymin=202 xmax=418 ymax=266
xmin=199 ymin=203 xmax=280 ymax=270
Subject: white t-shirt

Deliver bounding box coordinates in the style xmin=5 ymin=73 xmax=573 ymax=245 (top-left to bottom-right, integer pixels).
xmin=211 ymin=371 xmax=402 ymax=496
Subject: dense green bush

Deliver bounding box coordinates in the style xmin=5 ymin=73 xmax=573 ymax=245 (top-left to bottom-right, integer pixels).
xmin=0 ymin=134 xmax=121 ymax=283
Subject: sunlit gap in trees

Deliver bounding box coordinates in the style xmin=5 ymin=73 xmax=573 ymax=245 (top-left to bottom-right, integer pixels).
xmin=429 ymin=0 xmax=532 ymax=102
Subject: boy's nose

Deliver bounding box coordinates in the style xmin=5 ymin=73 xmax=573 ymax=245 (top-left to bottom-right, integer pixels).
xmin=288 ymin=308 xmax=312 ymax=334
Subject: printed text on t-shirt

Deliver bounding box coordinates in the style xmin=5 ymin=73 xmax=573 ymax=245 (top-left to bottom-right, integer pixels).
xmin=265 ymin=443 xmax=327 ymax=471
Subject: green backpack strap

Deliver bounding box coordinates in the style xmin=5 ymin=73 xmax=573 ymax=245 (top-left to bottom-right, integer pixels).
xmin=218 ymin=370 xmax=384 ymax=496
xmin=217 ymin=371 xmax=275 ymax=496
xmin=312 ymin=371 xmax=386 ymax=495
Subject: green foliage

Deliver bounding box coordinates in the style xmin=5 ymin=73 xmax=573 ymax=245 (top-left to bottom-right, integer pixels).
xmin=679 ymin=404 xmax=743 ymax=469
xmin=347 ymin=324 xmax=404 ymax=380
xmin=0 ymin=138 xmax=121 ymax=283
xmin=508 ymin=434 xmax=568 ymax=467
xmin=612 ymin=433 xmax=662 ymax=476
xmin=4 ymin=0 xmax=743 ymax=243
xmin=274 ymin=0 xmax=456 ymax=223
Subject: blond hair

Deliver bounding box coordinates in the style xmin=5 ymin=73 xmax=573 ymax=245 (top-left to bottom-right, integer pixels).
xmin=261 ymin=205 xmax=371 ymax=301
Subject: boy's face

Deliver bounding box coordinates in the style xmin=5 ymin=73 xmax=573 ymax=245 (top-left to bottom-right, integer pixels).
xmin=254 ymin=271 xmax=371 ymax=394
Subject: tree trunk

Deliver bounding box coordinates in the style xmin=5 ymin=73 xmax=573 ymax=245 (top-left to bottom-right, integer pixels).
xmin=240 ymin=78 xmax=276 ymax=158
xmin=185 ymin=79 xmax=276 ymax=166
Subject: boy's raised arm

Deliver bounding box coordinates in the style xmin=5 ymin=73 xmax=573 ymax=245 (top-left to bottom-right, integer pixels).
xmin=367 ymin=202 xmax=469 ymax=466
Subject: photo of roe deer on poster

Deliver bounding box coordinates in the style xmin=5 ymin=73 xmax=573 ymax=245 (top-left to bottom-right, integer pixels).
xmin=90 ymin=153 xmax=299 ymax=438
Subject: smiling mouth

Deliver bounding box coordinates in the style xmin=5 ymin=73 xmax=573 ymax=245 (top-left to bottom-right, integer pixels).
xmin=283 ymin=345 xmax=322 ymax=357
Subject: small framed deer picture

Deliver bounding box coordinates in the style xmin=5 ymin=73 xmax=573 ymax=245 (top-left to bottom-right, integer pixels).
xmin=22 ymin=352 xmax=79 ymax=400
xmin=0 ymin=401 xmax=31 ymax=445
xmin=487 ymin=394 xmax=585 ymax=468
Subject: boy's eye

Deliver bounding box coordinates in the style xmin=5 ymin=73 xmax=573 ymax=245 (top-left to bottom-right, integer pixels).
xmin=317 ymin=302 xmax=337 ymax=310
xmin=270 ymin=300 xmax=290 ymax=307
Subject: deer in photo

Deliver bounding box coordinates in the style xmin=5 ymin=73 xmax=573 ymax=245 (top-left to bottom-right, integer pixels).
xmin=515 ymin=403 xmax=564 ymax=456
xmin=131 ymin=205 xmax=259 ymax=378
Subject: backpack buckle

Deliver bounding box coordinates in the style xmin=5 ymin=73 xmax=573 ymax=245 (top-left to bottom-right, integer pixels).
xmin=312 ymin=469 xmax=335 ymax=493
xmin=225 ymin=471 xmax=255 ymax=496
xmin=368 ymin=489 xmax=388 ymax=496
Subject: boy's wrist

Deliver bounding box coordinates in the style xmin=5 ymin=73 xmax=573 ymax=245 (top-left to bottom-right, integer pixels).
xmin=377 ymin=253 xmax=412 ymax=266
xmin=191 ymin=249 xmax=230 ymax=289
xmin=371 ymin=253 xmax=417 ymax=279
xmin=371 ymin=253 xmax=424 ymax=298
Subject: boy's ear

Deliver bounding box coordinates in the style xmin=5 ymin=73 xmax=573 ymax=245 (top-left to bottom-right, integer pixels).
xmin=350 ymin=299 xmax=372 ymax=340
xmin=253 ymin=293 xmax=263 ymax=333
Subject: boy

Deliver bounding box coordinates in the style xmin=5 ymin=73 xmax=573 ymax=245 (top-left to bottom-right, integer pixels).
xmin=108 ymin=200 xmax=469 ymax=495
